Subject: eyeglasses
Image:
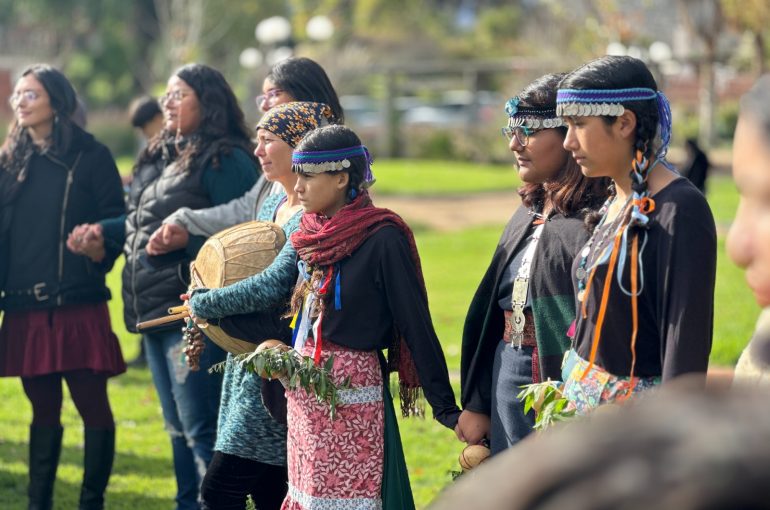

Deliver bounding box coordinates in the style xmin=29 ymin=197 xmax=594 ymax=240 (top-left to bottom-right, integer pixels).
xmin=501 ymin=125 xmax=543 ymax=147
xmin=8 ymin=90 xmax=40 ymax=107
xmin=255 ymin=89 xmax=284 ymax=108
xmin=160 ymin=90 xmax=190 ymax=106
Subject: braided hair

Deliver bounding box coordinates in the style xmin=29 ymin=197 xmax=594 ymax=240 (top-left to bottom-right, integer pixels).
xmin=559 ymin=56 xmax=662 ymax=230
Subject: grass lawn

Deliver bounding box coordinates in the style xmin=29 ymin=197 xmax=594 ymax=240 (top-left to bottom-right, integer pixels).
xmin=116 ymin=157 xmax=518 ymax=197
xmin=0 ymin=163 xmax=754 ymax=509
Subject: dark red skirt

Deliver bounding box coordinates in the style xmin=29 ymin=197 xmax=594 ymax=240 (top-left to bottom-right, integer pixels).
xmin=0 ymin=302 xmax=126 ymax=378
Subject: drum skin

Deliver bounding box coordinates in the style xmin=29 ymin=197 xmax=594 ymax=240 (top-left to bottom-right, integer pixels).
xmin=190 ymin=221 xmax=286 ymax=354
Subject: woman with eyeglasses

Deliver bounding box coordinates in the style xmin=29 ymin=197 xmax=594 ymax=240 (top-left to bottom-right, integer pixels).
xmin=148 ymin=57 xmax=344 ymax=255
xmin=70 ymin=63 xmax=258 ymax=509
xmin=0 ymin=64 xmax=126 ymax=509
xmin=457 ymin=74 xmax=609 ymax=453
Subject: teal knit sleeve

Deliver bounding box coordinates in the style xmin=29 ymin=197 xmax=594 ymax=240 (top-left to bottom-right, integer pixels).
xmin=188 ymin=196 xmax=300 ymax=319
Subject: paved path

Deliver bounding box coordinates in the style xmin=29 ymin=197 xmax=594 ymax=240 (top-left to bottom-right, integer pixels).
xmin=373 ymin=190 xmax=520 ymax=232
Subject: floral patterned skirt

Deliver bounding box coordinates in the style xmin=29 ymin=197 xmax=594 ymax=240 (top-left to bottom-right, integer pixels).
xmin=282 ymin=338 xmax=384 ymax=510
xmin=561 ymin=349 xmax=660 ymax=415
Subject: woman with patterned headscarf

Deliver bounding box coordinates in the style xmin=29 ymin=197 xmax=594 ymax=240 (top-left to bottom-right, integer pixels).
xmin=187 ymin=101 xmax=334 ymax=510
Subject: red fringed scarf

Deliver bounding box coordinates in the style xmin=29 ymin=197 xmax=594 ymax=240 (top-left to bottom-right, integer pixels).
xmin=290 ymin=191 xmax=425 ymax=417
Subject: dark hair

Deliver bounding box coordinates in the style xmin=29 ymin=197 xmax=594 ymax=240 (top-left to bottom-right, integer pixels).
xmin=293 ymin=125 xmax=366 ymax=195
xmin=559 ymin=56 xmax=660 ymax=164
xmin=0 ymin=64 xmax=79 ymax=178
xmin=137 ymin=63 xmax=255 ymax=174
xmin=129 ymin=95 xmax=162 ymax=128
xmin=267 ymin=57 xmax=344 ymax=124
xmin=559 ymin=56 xmax=659 ymax=229
xmin=739 ymin=74 xmax=770 ymax=144
xmin=516 ymin=73 xmax=610 ymax=216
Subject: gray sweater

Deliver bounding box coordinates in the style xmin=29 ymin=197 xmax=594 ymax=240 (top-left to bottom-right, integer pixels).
xmin=163 ymin=174 xmax=277 ymax=237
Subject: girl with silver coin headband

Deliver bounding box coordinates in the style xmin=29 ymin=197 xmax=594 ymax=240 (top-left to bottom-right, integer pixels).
xmin=557 ymin=55 xmax=716 ymax=414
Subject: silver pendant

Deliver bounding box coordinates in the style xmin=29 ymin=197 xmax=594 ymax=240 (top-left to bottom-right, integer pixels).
xmin=576 ymin=267 xmax=587 ymax=280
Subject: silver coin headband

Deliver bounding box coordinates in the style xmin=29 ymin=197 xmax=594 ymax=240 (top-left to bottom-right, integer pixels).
xmin=555 ymin=87 xmax=658 ymax=117
xmin=505 ymin=96 xmax=565 ymax=129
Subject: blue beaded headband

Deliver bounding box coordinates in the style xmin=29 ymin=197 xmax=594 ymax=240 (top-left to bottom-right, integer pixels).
xmin=292 ymin=145 xmax=375 ymax=185
xmin=555 ymin=87 xmax=672 ymax=160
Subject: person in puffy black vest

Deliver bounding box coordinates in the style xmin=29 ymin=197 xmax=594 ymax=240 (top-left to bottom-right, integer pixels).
xmin=70 ymin=63 xmax=258 ymax=510
xmin=0 ymin=63 xmax=126 ymax=510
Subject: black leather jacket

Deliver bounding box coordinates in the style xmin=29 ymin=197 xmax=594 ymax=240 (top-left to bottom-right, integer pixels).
xmin=0 ymin=127 xmax=125 ymax=311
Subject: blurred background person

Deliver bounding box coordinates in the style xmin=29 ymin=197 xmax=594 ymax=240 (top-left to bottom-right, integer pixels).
xmin=0 ymin=64 xmax=126 ymax=510
xmin=682 ymin=137 xmax=711 ymax=195
xmin=129 ymin=95 xmax=163 ymax=143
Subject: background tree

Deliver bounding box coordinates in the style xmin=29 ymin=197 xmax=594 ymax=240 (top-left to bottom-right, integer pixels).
xmin=721 ymin=0 xmax=770 ymax=75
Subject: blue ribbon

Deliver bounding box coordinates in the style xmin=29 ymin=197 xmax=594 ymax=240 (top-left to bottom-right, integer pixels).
xmin=334 ymin=265 xmax=342 ymax=310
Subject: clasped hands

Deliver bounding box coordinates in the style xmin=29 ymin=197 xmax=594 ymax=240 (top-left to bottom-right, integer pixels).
xmin=66 ymin=223 xmax=106 ymax=263
xmin=455 ymin=409 xmax=490 ymax=446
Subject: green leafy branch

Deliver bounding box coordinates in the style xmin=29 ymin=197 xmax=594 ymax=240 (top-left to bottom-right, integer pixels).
xmin=518 ymin=380 xmax=576 ymax=431
xmin=212 ymin=344 xmax=351 ymax=419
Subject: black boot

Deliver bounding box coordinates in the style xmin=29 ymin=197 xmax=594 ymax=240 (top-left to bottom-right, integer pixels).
xmin=28 ymin=425 xmax=63 ymax=510
xmin=78 ymin=428 xmax=115 ymax=510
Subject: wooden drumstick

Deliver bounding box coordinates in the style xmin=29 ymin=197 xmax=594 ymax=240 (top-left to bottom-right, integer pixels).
xmin=168 ymin=304 xmax=189 ymax=315
xmin=136 ymin=311 xmax=189 ymax=331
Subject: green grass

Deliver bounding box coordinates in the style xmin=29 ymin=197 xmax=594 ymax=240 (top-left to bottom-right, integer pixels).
xmin=0 ymin=164 xmax=756 ymax=509
xmin=117 ymin=157 xmax=518 ymax=197
xmin=116 ymin=156 xmax=134 ymax=176
xmin=370 ymin=159 xmax=517 ymax=196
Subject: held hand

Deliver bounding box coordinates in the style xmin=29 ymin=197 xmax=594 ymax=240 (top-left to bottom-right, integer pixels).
xmin=66 ymin=224 xmax=90 ymax=254
xmin=179 ymin=292 xmax=205 ymax=326
xmin=66 ymin=223 xmax=106 ymax=263
xmin=455 ymin=410 xmax=491 ymax=445
xmin=146 ymin=223 xmax=189 ymax=256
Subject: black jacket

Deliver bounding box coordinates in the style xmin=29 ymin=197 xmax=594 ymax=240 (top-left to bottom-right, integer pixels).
xmin=0 ymin=126 xmax=125 ymax=311
xmin=461 ymin=205 xmax=590 ymax=413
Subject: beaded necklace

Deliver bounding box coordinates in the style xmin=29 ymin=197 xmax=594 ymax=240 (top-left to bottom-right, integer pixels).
xmin=575 ymin=195 xmax=630 ymax=302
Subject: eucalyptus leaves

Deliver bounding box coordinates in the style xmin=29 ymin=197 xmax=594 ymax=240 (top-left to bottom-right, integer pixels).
xmin=518 ymin=380 xmax=576 ymax=430
xmin=212 ymin=340 xmax=351 ymax=419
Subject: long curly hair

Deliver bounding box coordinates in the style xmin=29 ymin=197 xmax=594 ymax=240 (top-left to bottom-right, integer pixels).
xmin=515 ymin=73 xmax=610 ymax=217
xmin=136 ymin=63 xmax=255 ymax=174
xmin=0 ymin=64 xmax=79 ymax=179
